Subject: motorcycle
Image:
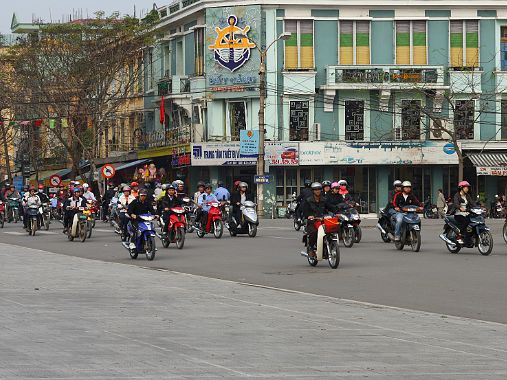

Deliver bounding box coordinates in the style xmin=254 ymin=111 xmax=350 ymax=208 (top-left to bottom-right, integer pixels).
xmin=376 ymin=208 xmax=395 ymax=243
xmin=160 ymin=206 xmax=186 ymax=249
xmin=196 ymin=201 xmax=224 ymax=239
xmin=336 ymin=210 xmax=356 ymax=248
xmin=41 ymin=203 xmax=51 ymax=230
xmin=8 ymin=197 xmax=20 ymax=223
xmin=394 ymin=206 xmax=422 ymax=252
xmin=67 ymin=206 xmax=88 ymax=242
xmin=439 ymin=207 xmax=493 ymax=255
xmin=292 ymin=197 xmax=304 ymax=232
xmin=286 ymin=192 xmax=297 ymax=219
xmin=300 ymin=215 xmax=340 ymax=269
xmin=26 ymin=205 xmax=40 ymax=236
xmin=84 ymin=202 xmax=94 ymax=238
xmin=228 ymin=200 xmax=259 ymax=238
xmin=182 ymin=197 xmax=196 ymax=233
xmin=122 ymin=213 xmax=157 ymax=260
xmin=489 ymin=200 xmax=505 ymax=219
xmin=0 ymin=200 xmax=5 ymax=228
xmin=503 ymin=214 xmax=507 ymax=244
xmin=87 ymin=201 xmax=98 ymax=228
xmin=423 ymin=199 xmax=438 ymax=219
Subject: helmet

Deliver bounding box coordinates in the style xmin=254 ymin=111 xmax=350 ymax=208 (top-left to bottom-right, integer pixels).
xmin=73 ymin=188 xmax=81 ymax=193
xmin=234 ymin=180 xmax=241 ymax=188
xmin=304 ymin=179 xmax=312 ymax=188
xmin=139 ymin=189 xmax=148 ymax=196
xmin=338 ymin=180 xmax=348 ymax=186
xmin=217 ymin=180 xmax=224 ymax=187
xmin=113 ymin=187 xmax=118 ymax=192
xmin=82 ymin=183 xmax=89 ymax=189
xmin=402 ymin=181 xmax=412 ymax=187
xmin=239 ymin=182 xmax=248 ymax=189
xmin=393 ymin=180 xmax=402 ymax=187
xmin=322 ymin=180 xmax=331 ymax=187
xmin=175 ymin=180 xmax=184 ymax=186
xmin=130 ymin=182 xmax=139 ymax=187
xmin=38 ymin=184 xmax=44 ymax=189
xmin=311 ymin=182 xmax=322 ymax=190
xmin=123 ymin=186 xmax=131 ymax=192
xmin=29 ymin=186 xmax=36 ymax=191
xmin=205 ymin=183 xmax=212 ymax=189
xmin=167 ymin=184 xmax=176 ymax=190
xmin=331 ymin=182 xmax=340 ymax=189
xmin=197 ymin=181 xmax=205 ymax=188
xmin=161 ymin=184 xmax=167 ymax=190
xmin=458 ymin=180 xmax=471 ymax=189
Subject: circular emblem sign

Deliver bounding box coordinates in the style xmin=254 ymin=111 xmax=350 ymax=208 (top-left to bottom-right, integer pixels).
xmin=101 ymin=164 xmax=116 ymax=179
xmin=443 ymin=143 xmax=456 ymax=155
xmin=49 ymin=175 xmax=62 ymax=187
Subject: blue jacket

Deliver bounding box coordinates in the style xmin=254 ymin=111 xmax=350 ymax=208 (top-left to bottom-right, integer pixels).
xmin=214 ymin=186 xmax=230 ymax=201
xmin=198 ymin=193 xmax=218 ymax=212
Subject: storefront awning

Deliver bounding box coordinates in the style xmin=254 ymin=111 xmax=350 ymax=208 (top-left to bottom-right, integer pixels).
xmin=468 ymin=153 xmax=507 ymax=167
xmin=114 ymin=159 xmax=151 ymax=172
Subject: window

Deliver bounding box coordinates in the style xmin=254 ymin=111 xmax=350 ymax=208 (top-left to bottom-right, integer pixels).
xmin=396 ymin=21 xmax=427 ymax=65
xmin=345 ymin=100 xmax=365 ymax=140
xmin=501 ymin=27 xmax=507 ymax=71
xmin=289 ymin=101 xmax=309 ymax=141
xmin=194 ymin=27 xmax=204 ymax=76
xmin=284 ymin=20 xmax=314 ymax=70
xmin=228 ymin=101 xmax=247 ymax=141
xmin=398 ymin=100 xmax=421 ymax=140
xmin=176 ymin=40 xmax=184 ymax=75
xmin=450 ymin=20 xmax=479 ymax=69
xmin=339 ymin=21 xmax=370 ymax=64
xmin=501 ymin=100 xmax=507 ymax=139
xmin=163 ymin=44 xmax=171 ymax=76
xmin=454 ymin=100 xmax=475 ymax=139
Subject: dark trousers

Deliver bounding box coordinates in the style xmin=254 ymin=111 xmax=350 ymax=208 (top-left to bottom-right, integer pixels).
xmin=63 ymin=210 xmax=76 ymax=229
xmin=119 ymin=212 xmax=129 ymax=235
xmin=454 ymin=215 xmax=470 ymax=236
xmin=306 ymin=221 xmax=318 ymax=248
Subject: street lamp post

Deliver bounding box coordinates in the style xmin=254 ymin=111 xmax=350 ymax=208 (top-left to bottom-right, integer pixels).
xmin=253 ymin=32 xmax=291 ymax=217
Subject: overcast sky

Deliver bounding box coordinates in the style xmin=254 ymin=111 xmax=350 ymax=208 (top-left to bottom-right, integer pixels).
xmin=2 ymin=0 xmax=154 ymax=34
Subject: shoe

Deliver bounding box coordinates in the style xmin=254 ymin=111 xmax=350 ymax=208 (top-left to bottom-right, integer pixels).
xmin=129 ymin=242 xmax=136 ymax=249
xmin=394 ymin=235 xmax=401 ymax=241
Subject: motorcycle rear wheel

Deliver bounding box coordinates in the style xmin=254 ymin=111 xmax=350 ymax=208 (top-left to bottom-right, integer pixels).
xmin=176 ymin=228 xmax=185 ymax=249
xmin=478 ymin=231 xmax=493 ymax=256
xmin=410 ymin=230 xmax=421 ymax=252
xmin=445 ymin=230 xmax=461 ymax=253
xmin=327 ymin=241 xmax=340 ymax=269
xmin=145 ymin=236 xmax=156 ymax=261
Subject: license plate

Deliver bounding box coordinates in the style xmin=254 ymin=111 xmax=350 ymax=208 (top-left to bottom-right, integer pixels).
xmin=413 ymin=225 xmax=420 ymax=231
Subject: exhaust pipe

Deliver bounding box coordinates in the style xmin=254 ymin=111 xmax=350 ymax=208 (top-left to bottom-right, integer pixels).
xmin=439 ymin=233 xmax=456 ymax=247
xmin=376 ymin=223 xmax=386 ymax=235
xmin=300 ymin=251 xmax=309 ymax=257
xmin=121 ymin=242 xmax=130 ymax=251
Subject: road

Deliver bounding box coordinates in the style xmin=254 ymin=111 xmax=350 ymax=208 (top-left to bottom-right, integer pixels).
xmin=1 ymin=216 xmax=506 ymax=323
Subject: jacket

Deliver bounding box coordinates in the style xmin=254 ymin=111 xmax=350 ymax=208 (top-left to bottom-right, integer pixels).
xmin=393 ymin=192 xmax=421 ymax=209
xmin=63 ymin=196 xmax=87 ymax=210
xmin=452 ymin=192 xmax=475 ymax=212
xmin=302 ymin=195 xmax=333 ymax=218
xmin=128 ymin=199 xmax=153 ymax=217
xmin=437 ymin=192 xmax=447 ymax=208
xmin=230 ymin=191 xmax=254 ymax=209
xmin=160 ymin=195 xmax=182 ymax=211
xmin=297 ymin=188 xmax=312 ymax=203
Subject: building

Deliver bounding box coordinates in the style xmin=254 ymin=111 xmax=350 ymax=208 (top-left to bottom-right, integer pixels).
xmin=146 ymin=1 xmax=507 ymax=212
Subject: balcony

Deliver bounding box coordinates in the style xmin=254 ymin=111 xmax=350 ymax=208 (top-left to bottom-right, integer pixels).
xmin=449 ymin=69 xmax=483 ymax=94
xmin=157 ymin=77 xmax=172 ymax=97
xmin=171 ymin=75 xmax=190 ymax=95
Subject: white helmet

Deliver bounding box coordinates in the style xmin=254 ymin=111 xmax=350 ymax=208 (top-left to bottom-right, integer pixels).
xmin=82 ymin=183 xmax=89 ymax=189
xmin=338 ymin=180 xmax=348 ymax=186
xmin=402 ymin=181 xmax=412 ymax=187
xmin=393 ymin=180 xmax=402 ymax=187
xmin=161 ymin=184 xmax=167 ymax=190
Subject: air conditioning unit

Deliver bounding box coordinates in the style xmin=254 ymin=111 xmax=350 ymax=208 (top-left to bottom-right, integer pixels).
xmin=310 ymin=123 xmax=321 ymax=141
xmin=430 ymin=118 xmax=452 ymax=140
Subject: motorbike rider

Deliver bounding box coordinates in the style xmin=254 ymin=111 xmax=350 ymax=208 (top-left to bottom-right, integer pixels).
xmin=229 ymin=182 xmax=254 ymax=230
xmin=102 ymin=183 xmax=116 ymax=221
xmin=62 ymin=187 xmax=87 ymax=234
xmin=82 ymin=183 xmax=96 ymax=202
xmin=392 ymin=181 xmax=421 ymax=241
xmin=160 ymin=184 xmax=183 ymax=229
xmin=302 ymin=182 xmax=334 ymax=257
xmin=322 ymin=181 xmax=332 ymax=196
xmin=296 ymin=179 xmax=313 ymax=221
xmin=377 ymin=180 xmax=403 ymax=229
xmin=452 ymin=180 xmax=476 ymax=245
xmin=37 ymin=184 xmax=50 ymax=204
xmin=127 ymin=188 xmax=153 ymax=249
xmin=193 ymin=181 xmax=205 ymax=204
xmin=23 ymin=186 xmax=42 ymax=230
xmin=118 ymin=186 xmax=136 ymax=238
xmin=175 ymin=180 xmax=187 ymax=199
xmin=4 ymin=184 xmax=20 ymax=220
xmin=215 ymin=181 xmax=230 ymax=202
xmin=130 ymin=182 xmax=140 ymax=198
xmin=196 ymin=183 xmax=218 ymax=229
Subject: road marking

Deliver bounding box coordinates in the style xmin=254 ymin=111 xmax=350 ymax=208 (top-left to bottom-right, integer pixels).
xmin=93 ymin=229 xmax=114 ymax=233
xmin=264 ymin=235 xmax=297 ymax=240
xmin=36 ymin=231 xmax=57 ymax=235
xmin=3 ymin=231 xmax=25 ymax=236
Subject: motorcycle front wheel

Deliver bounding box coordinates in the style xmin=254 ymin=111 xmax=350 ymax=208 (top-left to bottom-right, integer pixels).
xmin=213 ymin=220 xmax=223 ymax=239
xmin=354 ymin=226 xmax=362 ymax=243
xmin=294 ymin=219 xmax=301 ymax=231
xmin=176 ymin=227 xmax=185 ymax=249
xmin=248 ymin=223 xmax=257 ymax=238
xmin=410 ymin=229 xmax=421 ymax=252
xmin=342 ymin=226 xmax=355 ymax=248
xmin=87 ymin=221 xmax=93 ymax=238
xmin=79 ymin=223 xmax=87 ymax=242
xmin=478 ymin=231 xmax=493 ymax=256
xmin=145 ymin=236 xmax=156 ymax=261
xmin=327 ymin=241 xmax=340 ymax=269
xmin=30 ymin=218 xmax=37 ymax=236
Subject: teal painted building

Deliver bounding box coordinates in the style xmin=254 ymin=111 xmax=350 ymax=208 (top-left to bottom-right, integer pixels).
xmin=143 ymin=1 xmax=507 ymax=215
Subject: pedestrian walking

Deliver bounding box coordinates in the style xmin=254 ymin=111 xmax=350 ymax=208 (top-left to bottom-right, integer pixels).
xmin=437 ymin=189 xmax=446 ymax=218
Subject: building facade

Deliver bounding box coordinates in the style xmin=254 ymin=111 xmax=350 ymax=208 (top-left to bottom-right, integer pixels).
xmin=143 ymin=0 xmax=507 ymax=214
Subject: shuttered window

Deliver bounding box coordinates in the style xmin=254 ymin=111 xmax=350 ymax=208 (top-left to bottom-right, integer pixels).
xmin=194 ymin=27 xmax=204 ymax=76
xmin=450 ymin=20 xmax=479 ymax=68
xmin=396 ymin=20 xmax=427 ymax=65
xmin=501 ymin=27 xmax=507 ymax=71
xmin=284 ymin=20 xmax=314 ymax=70
xmin=339 ymin=21 xmax=370 ymax=64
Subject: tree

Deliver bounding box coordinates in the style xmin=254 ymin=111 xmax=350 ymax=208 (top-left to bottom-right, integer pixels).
xmin=9 ymin=12 xmax=156 ymax=181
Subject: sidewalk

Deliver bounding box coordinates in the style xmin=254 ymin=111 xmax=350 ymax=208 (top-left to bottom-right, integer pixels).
xmin=1 ymin=243 xmax=507 ymax=379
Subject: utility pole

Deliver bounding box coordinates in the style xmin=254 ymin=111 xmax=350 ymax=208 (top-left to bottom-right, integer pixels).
xmin=256 ymin=52 xmax=266 ymax=217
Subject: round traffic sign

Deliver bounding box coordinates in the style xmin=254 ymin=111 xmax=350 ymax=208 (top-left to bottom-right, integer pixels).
xmin=443 ymin=143 xmax=456 ymax=155
xmin=101 ymin=164 xmax=116 ymax=179
xmin=49 ymin=175 xmax=62 ymax=187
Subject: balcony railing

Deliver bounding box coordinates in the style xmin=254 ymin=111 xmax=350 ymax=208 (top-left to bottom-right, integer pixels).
xmin=157 ymin=78 xmax=172 ymax=97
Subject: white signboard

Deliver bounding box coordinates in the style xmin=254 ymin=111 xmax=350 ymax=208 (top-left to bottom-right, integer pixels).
xmin=265 ymin=142 xmax=299 ymax=166
xmin=191 ymin=143 xmax=257 ymax=166
xmin=299 ymin=141 xmax=458 ymax=166
xmin=477 ymin=167 xmax=507 ymax=176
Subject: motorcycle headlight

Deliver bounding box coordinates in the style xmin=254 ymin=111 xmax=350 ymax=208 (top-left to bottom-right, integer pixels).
xmin=341 ymin=215 xmax=349 ymax=221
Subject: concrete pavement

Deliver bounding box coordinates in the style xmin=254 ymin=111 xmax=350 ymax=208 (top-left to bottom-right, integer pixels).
xmin=1 ymin=242 xmax=507 ymax=379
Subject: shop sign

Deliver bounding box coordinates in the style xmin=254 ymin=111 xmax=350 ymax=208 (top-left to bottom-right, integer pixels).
xmin=476 ymin=167 xmax=507 ymax=176
xmin=206 ymin=5 xmax=261 ymax=93
xmin=254 ymin=175 xmax=271 ymax=184
xmin=335 ymin=68 xmax=438 ymax=84
xmin=265 ymin=142 xmax=299 ymax=166
xmin=191 ymin=142 xmax=257 ymax=166
xmin=240 ymin=130 xmax=259 ymax=156
xmin=299 ymin=141 xmax=458 ymax=166
xmin=171 ymin=153 xmax=191 ymax=168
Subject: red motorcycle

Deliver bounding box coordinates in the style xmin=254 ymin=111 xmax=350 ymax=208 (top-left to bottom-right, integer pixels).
xmin=196 ymin=201 xmax=224 ymax=239
xmin=161 ymin=206 xmax=186 ymax=249
xmin=0 ymin=200 xmax=5 ymax=228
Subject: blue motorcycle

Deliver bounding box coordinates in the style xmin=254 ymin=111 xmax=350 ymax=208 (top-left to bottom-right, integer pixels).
xmin=122 ymin=213 xmax=157 ymax=260
xmin=394 ymin=205 xmax=422 ymax=252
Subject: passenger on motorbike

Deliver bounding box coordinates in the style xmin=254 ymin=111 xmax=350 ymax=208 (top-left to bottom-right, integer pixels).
xmin=62 ymin=188 xmax=87 ymax=233
xmin=322 ymin=181 xmax=332 ymax=196
xmin=23 ymin=187 xmax=42 ymax=230
xmin=193 ymin=181 xmax=205 ymax=204
xmin=118 ymin=186 xmax=135 ymax=237
xmin=215 ymin=181 xmax=230 ymax=202
xmin=37 ymin=185 xmax=50 ymax=203
xmin=127 ymin=189 xmax=153 ymax=249
xmin=160 ymin=185 xmax=183 ymax=228
xmin=102 ymin=183 xmax=116 ymax=221
xmin=452 ymin=180 xmax=476 ymax=244
xmin=296 ymin=179 xmax=313 ymax=221
xmin=302 ymin=182 xmax=334 ymax=257
xmin=196 ymin=184 xmax=218 ymax=229
xmin=230 ymin=182 xmax=254 ymax=229
xmin=174 ymin=180 xmax=187 ymax=199
xmin=392 ymin=181 xmax=421 ymax=241
xmin=130 ymin=182 xmax=140 ymax=198
xmin=82 ymin=183 xmax=96 ymax=202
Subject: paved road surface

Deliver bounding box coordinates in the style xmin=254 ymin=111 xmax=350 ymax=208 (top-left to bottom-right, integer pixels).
xmin=0 ymin=217 xmax=506 ymax=323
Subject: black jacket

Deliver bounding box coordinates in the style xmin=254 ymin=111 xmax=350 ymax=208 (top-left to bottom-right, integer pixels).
xmin=37 ymin=192 xmax=50 ymax=204
xmin=302 ymin=195 xmax=333 ymax=218
xmin=160 ymin=195 xmax=182 ymax=211
xmin=128 ymin=199 xmax=153 ymax=217
xmin=63 ymin=196 xmax=87 ymax=210
xmin=230 ymin=191 xmax=254 ymax=208
xmin=326 ymin=193 xmax=353 ymax=212
xmin=393 ymin=192 xmax=421 ymax=209
xmin=452 ymin=192 xmax=476 ymax=212
xmin=297 ymin=188 xmax=312 ymax=203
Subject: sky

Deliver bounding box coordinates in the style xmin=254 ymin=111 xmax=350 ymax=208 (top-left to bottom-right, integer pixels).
xmin=2 ymin=0 xmax=154 ymax=34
